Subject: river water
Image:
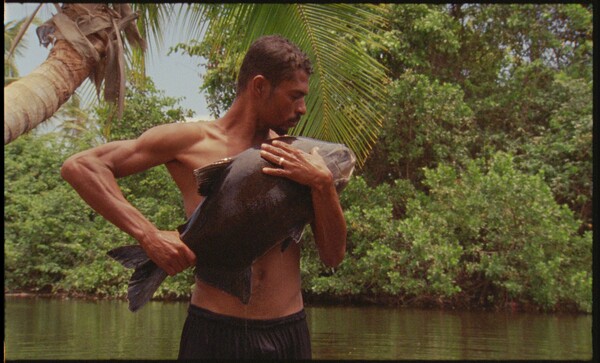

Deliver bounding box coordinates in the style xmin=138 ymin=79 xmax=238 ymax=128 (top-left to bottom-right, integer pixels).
xmin=4 ymin=296 xmax=592 ymax=360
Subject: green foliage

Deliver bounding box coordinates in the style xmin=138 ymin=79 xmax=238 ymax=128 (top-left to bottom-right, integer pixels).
xmin=301 ymin=176 xmax=415 ymax=297
xmin=170 ymin=39 xmax=237 ymax=118
xmin=5 ymin=18 xmax=27 ymax=82
xmin=97 ymin=76 xmax=193 ymax=141
xmin=363 ymin=71 xmax=474 ymax=185
xmin=5 ymin=4 xmax=591 ymax=313
xmin=4 ymin=77 xmax=195 ymax=299
xmin=372 ymin=4 xmax=461 ymax=80
xmin=303 ymin=155 xmax=591 ymax=312
xmin=411 ymin=153 xmax=591 ymax=312
xmin=514 ymin=73 xmax=592 ymax=225
xmin=363 ymin=3 xmax=592 ymax=231
xmin=5 ymin=133 xmax=106 ymax=291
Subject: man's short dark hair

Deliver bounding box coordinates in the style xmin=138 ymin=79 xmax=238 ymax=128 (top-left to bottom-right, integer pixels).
xmin=237 ymin=35 xmax=313 ymax=94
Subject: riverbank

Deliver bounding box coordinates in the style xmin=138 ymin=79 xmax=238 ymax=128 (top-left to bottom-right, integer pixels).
xmin=5 ymin=289 xmax=590 ymax=315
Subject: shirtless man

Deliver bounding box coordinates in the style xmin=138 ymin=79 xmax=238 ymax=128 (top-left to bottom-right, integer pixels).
xmin=61 ymin=35 xmax=347 ymax=359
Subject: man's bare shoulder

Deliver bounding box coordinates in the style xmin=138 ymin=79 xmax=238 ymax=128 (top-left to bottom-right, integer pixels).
xmin=136 ymin=121 xmax=214 ymax=151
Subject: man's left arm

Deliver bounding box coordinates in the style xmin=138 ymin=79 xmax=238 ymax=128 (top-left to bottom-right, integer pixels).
xmin=308 ymin=177 xmax=346 ymax=267
xmin=261 ymin=140 xmax=346 ymax=267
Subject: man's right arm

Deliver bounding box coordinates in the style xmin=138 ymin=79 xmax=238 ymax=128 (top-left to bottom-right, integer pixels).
xmin=60 ymin=124 xmax=197 ymax=275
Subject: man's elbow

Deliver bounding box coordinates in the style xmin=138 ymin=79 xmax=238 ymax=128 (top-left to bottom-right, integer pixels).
xmin=60 ymin=154 xmax=86 ymax=184
xmin=61 ymin=157 xmax=76 ymax=182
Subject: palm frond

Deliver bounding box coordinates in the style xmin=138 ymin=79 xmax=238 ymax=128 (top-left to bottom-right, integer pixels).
xmin=128 ymin=4 xmax=213 ymax=87
xmin=128 ymin=3 xmax=174 ymax=84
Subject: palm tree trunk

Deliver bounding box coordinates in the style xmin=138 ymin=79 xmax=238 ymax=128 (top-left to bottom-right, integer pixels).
xmin=4 ymin=39 xmax=94 ymax=144
xmin=4 ymin=3 xmax=145 ymax=145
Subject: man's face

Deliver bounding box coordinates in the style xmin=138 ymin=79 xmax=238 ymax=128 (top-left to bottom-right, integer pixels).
xmin=261 ymin=70 xmax=309 ymax=135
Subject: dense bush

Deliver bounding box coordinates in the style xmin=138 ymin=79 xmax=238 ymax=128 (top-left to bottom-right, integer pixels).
xmin=302 ymin=154 xmax=591 ymax=313
xmin=361 ymin=4 xmax=593 ymax=232
xmin=5 ymin=134 xmax=95 ymax=291
xmin=301 ymin=176 xmax=412 ymax=298
xmin=4 ymin=80 xmax=196 ymax=300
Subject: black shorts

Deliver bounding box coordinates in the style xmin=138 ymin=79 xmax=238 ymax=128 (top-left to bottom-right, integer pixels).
xmin=178 ymin=304 xmax=312 ymax=360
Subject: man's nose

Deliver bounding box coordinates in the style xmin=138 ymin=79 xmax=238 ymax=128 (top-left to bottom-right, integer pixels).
xmin=296 ymin=99 xmax=307 ymax=115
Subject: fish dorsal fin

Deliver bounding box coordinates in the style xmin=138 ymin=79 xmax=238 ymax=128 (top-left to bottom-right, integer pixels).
xmin=193 ymin=157 xmax=234 ymax=196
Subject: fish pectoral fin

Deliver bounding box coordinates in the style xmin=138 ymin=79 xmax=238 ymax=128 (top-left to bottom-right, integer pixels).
xmin=176 ymin=220 xmax=189 ymax=235
xmin=196 ymin=265 xmax=252 ymax=304
xmin=281 ymin=225 xmax=306 ymax=252
xmin=177 ymin=197 xmax=207 ymax=237
xmin=193 ymin=157 xmax=234 ymax=196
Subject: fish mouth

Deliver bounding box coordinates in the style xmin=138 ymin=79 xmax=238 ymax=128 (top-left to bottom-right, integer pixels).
xmin=328 ymin=148 xmax=356 ymax=192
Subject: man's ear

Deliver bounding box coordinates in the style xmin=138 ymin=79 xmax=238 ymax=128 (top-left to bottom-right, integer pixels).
xmin=251 ymin=75 xmax=271 ymax=97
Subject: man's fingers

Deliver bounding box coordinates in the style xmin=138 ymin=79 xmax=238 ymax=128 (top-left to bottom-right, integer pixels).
xmin=271 ymin=140 xmax=294 ymax=152
xmin=162 ymin=247 xmax=196 ymax=276
xmin=262 ymin=141 xmax=303 ymax=159
xmin=163 ymin=263 xmax=177 ymax=276
xmin=185 ymin=246 xmax=197 ymax=266
xmin=260 ymin=149 xmax=286 ymax=168
xmin=262 ymin=166 xmax=289 ymax=175
xmin=175 ymin=246 xmax=196 ymax=272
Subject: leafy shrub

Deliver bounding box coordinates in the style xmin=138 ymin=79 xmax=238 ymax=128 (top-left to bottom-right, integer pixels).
xmin=406 ymin=152 xmax=591 ymax=312
xmin=302 ymin=154 xmax=591 ymax=312
xmin=5 ymin=134 xmax=95 ymax=291
xmin=301 ymin=176 xmax=416 ymax=298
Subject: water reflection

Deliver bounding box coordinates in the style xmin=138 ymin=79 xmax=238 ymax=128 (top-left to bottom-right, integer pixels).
xmin=306 ymin=306 xmax=592 ymax=360
xmin=5 ymin=297 xmax=592 ymax=360
xmin=5 ymin=297 xmax=187 ymax=360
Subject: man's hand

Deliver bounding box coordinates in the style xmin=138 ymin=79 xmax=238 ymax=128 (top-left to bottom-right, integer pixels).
xmin=141 ymin=230 xmax=197 ymax=276
xmin=260 ymin=140 xmax=333 ymax=190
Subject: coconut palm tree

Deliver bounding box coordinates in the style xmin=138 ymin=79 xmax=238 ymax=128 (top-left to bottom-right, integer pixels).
xmin=4 ymin=3 xmax=146 ymax=145
xmin=4 ymin=3 xmax=388 ymax=164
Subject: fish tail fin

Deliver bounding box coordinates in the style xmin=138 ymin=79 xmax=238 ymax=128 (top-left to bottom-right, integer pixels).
xmin=127 ymin=260 xmax=168 ymax=312
xmin=107 ymin=245 xmax=168 ymax=312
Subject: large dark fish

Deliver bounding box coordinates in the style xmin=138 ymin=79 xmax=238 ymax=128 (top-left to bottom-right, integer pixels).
xmin=107 ymin=136 xmax=356 ymax=311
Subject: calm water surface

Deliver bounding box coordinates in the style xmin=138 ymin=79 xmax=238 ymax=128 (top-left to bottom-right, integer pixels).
xmin=4 ymin=296 xmax=592 ymax=360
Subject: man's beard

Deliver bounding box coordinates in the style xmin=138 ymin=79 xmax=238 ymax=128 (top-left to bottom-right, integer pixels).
xmin=273 ymin=127 xmax=289 ymax=136
xmin=274 ymin=115 xmax=301 ymax=135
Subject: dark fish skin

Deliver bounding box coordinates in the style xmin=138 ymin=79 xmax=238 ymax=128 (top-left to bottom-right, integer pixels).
xmin=108 ymin=136 xmax=356 ymax=312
